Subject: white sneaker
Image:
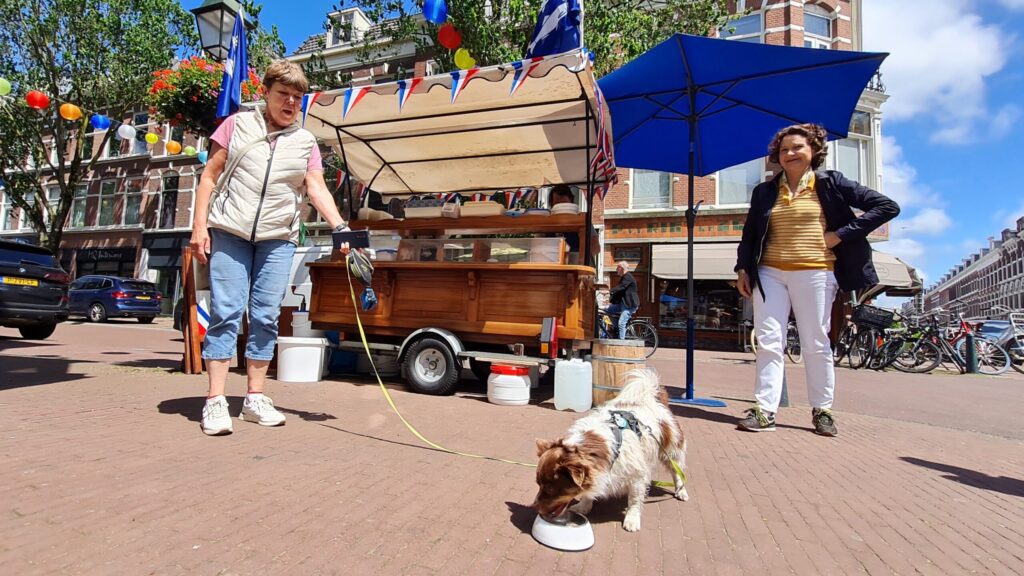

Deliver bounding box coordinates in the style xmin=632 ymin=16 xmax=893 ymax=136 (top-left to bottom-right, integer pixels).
xmin=201 ymin=396 xmax=233 ymax=436
xmin=240 ymin=395 xmax=286 ymax=427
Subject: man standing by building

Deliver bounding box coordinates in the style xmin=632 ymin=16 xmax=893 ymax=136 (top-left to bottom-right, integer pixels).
xmin=606 ymin=261 xmax=639 ymax=339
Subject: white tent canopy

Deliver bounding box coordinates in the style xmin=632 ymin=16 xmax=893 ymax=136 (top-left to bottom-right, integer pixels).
xmin=299 ymin=51 xmax=614 ymax=196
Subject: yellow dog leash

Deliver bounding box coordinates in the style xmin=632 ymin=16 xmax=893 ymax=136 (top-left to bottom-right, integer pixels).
xmin=342 ymin=253 xmax=685 ymax=486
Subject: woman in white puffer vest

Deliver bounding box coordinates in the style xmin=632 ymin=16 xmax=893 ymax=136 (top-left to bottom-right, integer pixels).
xmin=190 ymin=60 xmax=351 ymax=436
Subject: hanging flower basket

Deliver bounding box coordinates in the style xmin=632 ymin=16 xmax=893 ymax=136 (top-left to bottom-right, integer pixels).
xmin=146 ymin=56 xmax=263 ymax=137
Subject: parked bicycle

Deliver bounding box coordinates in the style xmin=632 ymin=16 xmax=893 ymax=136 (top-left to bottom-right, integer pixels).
xmin=747 ymin=319 xmax=802 ymax=363
xmin=895 ymin=310 xmax=1010 ymax=375
xmin=597 ymin=310 xmax=659 ymax=358
xmin=989 ymin=305 xmax=1024 ymax=374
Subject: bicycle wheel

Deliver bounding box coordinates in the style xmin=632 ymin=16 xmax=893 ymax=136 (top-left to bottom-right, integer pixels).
xmin=871 ymin=338 xmax=903 ymax=370
xmin=848 ymin=328 xmax=876 ymax=370
xmin=833 ymin=326 xmax=855 ymax=364
xmin=973 ymin=340 xmax=1011 ymax=375
xmin=894 ymin=339 xmax=942 ymax=373
xmin=786 ymin=333 xmax=802 ymax=363
xmin=627 ymin=321 xmax=659 ymax=359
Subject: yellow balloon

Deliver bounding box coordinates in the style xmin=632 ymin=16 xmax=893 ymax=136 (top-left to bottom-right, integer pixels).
xmin=59 ymin=103 xmax=82 ymax=121
xmin=454 ymin=48 xmax=476 ymax=70
xmin=166 ymin=141 xmax=182 ymax=155
xmin=145 ymin=132 xmax=159 ymax=144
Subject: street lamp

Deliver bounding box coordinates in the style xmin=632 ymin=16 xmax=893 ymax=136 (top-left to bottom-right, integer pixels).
xmin=190 ymin=0 xmax=248 ymax=62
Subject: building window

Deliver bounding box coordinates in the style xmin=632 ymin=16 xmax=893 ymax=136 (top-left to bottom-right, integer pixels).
xmin=124 ymin=177 xmax=144 ymax=225
xmin=160 ymin=171 xmax=179 ymax=229
xmin=717 ymin=157 xmax=763 ymax=205
xmin=330 ymin=15 xmax=351 ymax=46
xmin=804 ymin=5 xmax=831 ymax=49
xmin=99 ymin=179 xmax=118 ymax=226
xmin=720 ymin=12 xmax=762 ymax=42
xmin=0 ymin=190 xmax=16 ymax=231
xmin=131 ymin=112 xmax=155 ymax=155
xmin=44 ymin=185 xmax=61 ymax=226
xmin=849 ymin=110 xmax=872 ymax=136
xmin=106 ymin=133 xmax=122 ymax=159
xmin=631 ymin=170 xmax=672 ymax=209
xmin=71 ymin=184 xmax=87 ymax=228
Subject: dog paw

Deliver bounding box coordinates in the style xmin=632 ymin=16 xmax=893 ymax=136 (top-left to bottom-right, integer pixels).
xmin=623 ymin=512 xmax=641 ymax=532
xmin=675 ymin=486 xmax=689 ymax=501
xmin=571 ymin=500 xmax=593 ymax=515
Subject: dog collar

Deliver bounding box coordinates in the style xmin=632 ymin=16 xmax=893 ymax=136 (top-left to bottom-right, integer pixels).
xmin=607 ymin=410 xmax=650 ymax=460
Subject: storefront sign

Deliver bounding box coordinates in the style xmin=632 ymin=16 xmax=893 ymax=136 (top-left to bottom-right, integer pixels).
xmin=608 ymin=215 xmax=891 ymax=242
xmin=606 ymin=215 xmax=745 ymax=241
xmin=77 ymin=247 xmax=137 ymax=262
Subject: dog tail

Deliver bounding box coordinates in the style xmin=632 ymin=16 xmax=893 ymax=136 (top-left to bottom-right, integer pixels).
xmin=615 ymin=368 xmax=663 ymax=405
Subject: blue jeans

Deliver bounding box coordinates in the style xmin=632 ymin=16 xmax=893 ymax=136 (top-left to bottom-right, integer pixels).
xmin=605 ymin=303 xmax=638 ymax=339
xmin=202 ymin=228 xmax=296 ymax=362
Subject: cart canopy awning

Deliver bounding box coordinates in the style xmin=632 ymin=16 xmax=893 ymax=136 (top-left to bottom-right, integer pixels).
xmin=652 ymin=243 xmax=738 ymax=280
xmin=299 ymin=50 xmax=614 ymax=196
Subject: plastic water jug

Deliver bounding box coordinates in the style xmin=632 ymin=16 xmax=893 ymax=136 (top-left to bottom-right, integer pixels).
xmin=488 ymin=364 xmax=531 ymax=406
xmin=554 ymin=358 xmax=592 ymax=412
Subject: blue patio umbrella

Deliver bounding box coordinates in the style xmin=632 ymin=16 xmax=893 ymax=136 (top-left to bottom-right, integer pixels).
xmin=599 ymin=34 xmax=887 ymax=406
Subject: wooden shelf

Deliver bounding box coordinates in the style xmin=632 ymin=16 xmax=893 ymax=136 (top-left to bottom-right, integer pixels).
xmin=309 ymin=260 xmax=595 ymax=273
xmin=352 ymin=214 xmax=585 ymax=236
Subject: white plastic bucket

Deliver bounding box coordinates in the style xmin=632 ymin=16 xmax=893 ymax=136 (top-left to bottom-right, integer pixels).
xmin=290 ymin=311 xmax=325 ymax=339
xmin=487 ymin=364 xmax=531 ymax=406
xmin=277 ymin=336 xmax=328 ymax=383
xmin=554 ymin=358 xmax=593 ymax=412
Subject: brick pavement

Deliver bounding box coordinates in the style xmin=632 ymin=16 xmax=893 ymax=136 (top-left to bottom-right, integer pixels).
xmin=1 ymin=323 xmax=1023 ymax=575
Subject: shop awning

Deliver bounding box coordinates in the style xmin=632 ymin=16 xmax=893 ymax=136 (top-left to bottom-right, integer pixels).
xmin=861 ymin=250 xmax=922 ymax=301
xmin=652 ymin=243 xmax=738 ymax=280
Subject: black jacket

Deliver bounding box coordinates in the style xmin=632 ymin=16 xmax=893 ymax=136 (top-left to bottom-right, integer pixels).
xmin=610 ymin=272 xmax=639 ymax=309
xmin=735 ymin=170 xmax=900 ymax=299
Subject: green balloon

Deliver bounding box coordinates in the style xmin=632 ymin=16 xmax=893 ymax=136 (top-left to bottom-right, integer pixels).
xmin=183 ymin=146 xmax=197 ymax=156
xmin=0 ymin=77 xmax=11 ymax=96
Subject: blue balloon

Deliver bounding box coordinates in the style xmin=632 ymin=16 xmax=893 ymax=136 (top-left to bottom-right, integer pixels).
xmin=423 ymin=0 xmax=447 ymax=24
xmin=197 ymin=150 xmax=209 ymax=164
xmin=90 ymin=114 xmax=110 ymax=130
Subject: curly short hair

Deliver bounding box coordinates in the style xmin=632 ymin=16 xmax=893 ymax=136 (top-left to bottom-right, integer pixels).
xmin=262 ymin=59 xmax=309 ymax=94
xmin=767 ymin=123 xmax=828 ymax=169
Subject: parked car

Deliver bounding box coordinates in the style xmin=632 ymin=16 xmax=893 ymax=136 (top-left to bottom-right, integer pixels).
xmin=69 ymin=275 xmax=162 ymax=323
xmin=0 ymin=239 xmax=70 ymax=339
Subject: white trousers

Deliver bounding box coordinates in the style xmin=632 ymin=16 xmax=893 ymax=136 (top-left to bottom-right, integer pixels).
xmin=753 ymin=267 xmax=839 ymax=413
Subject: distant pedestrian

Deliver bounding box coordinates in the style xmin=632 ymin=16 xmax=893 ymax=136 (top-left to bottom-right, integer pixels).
xmin=190 ymin=59 xmax=351 ymax=436
xmin=734 ymin=123 xmax=899 ymax=436
xmin=605 ymin=261 xmax=640 ymax=339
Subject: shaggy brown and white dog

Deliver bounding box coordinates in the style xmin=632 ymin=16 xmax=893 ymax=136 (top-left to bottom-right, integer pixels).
xmin=533 ymin=369 xmax=688 ymax=532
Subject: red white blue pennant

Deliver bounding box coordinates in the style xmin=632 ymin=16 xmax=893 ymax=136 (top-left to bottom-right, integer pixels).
xmin=509 ymin=57 xmax=543 ymax=97
xmin=300 ymin=92 xmax=321 ymax=127
xmin=449 ymin=69 xmax=478 ymax=104
xmin=397 ymin=77 xmax=422 ymax=112
xmin=342 ymin=86 xmax=370 ymax=120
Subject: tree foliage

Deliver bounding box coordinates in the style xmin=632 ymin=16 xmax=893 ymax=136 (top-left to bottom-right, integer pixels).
xmin=328 ymin=0 xmax=738 ymax=79
xmin=0 ymin=0 xmax=194 ymax=252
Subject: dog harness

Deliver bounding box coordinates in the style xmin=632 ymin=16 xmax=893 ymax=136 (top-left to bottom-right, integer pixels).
xmin=607 ymin=410 xmax=652 ymax=460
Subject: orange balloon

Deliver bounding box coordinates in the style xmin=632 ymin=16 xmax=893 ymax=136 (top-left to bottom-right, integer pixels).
xmin=59 ymin=103 xmax=82 ymax=121
xmin=166 ymin=141 xmax=182 ymax=155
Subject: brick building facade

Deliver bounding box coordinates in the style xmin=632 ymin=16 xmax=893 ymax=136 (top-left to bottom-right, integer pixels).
xmin=0 ymin=121 xmax=203 ymax=314
xmin=920 ymin=217 xmax=1024 ymax=320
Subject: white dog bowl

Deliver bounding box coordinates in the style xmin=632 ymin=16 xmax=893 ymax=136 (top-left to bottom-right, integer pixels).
xmin=531 ymin=511 xmax=594 ymax=551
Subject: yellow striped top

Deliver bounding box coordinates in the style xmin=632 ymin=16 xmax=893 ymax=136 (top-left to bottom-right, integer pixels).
xmin=760 ymin=171 xmax=835 ymax=271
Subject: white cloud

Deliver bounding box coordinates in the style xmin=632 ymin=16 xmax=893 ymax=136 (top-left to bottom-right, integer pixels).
xmin=879 ymin=136 xmax=940 ymax=209
xmin=988 ymin=104 xmax=1021 ymax=139
xmin=863 ymin=0 xmax=1014 ymax=144
xmin=900 ymin=208 xmax=953 ymax=235
xmin=995 ymin=0 xmax=1024 ymax=10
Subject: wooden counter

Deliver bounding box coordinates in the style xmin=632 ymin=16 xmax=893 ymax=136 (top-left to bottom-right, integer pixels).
xmin=308 ymin=260 xmax=596 ymax=346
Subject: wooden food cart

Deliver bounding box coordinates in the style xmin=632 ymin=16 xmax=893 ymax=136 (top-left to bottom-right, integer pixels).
xmin=299 ymin=50 xmax=615 ymax=394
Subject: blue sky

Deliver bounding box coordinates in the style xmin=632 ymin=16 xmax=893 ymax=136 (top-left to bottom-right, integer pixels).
xmin=191 ymin=0 xmax=1024 ymax=300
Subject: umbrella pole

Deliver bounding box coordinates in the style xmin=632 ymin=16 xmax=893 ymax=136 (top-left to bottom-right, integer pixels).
xmin=669 ymin=104 xmax=726 ymax=409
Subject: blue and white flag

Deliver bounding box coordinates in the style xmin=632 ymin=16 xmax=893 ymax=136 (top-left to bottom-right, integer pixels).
xmin=525 ymin=0 xmax=582 ymax=58
xmin=216 ymin=11 xmax=248 ymax=119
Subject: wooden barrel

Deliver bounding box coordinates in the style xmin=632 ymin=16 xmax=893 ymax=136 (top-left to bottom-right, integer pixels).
xmin=591 ymin=339 xmax=646 ymax=406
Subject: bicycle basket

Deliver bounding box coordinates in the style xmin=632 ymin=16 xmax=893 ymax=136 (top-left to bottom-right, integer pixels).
xmin=852 ymin=304 xmax=895 ymax=329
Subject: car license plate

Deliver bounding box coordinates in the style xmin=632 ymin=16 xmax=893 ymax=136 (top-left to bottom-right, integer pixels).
xmin=2 ymin=276 xmax=39 ymax=287
xmin=136 ymin=295 xmax=151 ymax=300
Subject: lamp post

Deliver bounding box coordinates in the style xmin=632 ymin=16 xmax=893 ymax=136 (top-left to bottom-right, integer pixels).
xmin=190 ymin=0 xmax=248 ymax=62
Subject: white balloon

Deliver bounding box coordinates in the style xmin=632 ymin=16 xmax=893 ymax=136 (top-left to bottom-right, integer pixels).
xmin=117 ymin=124 xmax=137 ymax=140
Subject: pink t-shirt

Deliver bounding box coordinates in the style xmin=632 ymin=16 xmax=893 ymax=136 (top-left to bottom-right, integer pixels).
xmin=210 ymin=114 xmax=323 ymax=172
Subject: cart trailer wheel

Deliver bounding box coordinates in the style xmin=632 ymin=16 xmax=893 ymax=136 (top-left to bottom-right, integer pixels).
xmin=404 ymin=337 xmax=460 ymax=395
